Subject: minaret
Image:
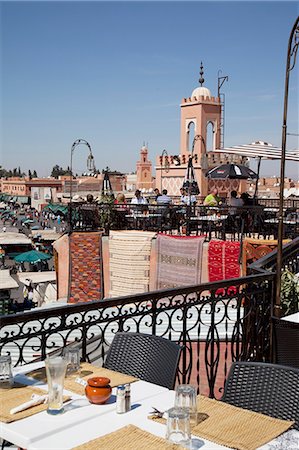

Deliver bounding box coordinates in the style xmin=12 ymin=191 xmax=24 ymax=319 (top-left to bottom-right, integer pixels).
xmin=180 ymin=62 xmax=222 ymax=194
xmin=136 ymin=144 xmax=153 ymax=190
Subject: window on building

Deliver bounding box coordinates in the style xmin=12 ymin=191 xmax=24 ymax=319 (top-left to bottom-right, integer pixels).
xmin=206 ymin=121 xmax=215 ymax=151
xmin=187 ymin=121 xmax=195 ymax=152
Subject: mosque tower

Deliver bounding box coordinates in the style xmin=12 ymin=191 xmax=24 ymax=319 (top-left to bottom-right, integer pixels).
xmin=180 ymin=62 xmax=222 ymax=195
xmin=136 ymin=144 xmax=153 ymax=190
xmin=180 ymin=62 xmax=221 ymax=157
xmin=155 ymin=63 xmax=221 ymax=196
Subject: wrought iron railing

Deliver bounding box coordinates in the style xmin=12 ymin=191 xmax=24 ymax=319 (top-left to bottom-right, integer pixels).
xmin=249 ymin=237 xmax=299 ymax=316
xmin=68 ymin=202 xmax=298 ymax=239
xmin=249 ymin=236 xmax=299 ymax=275
xmin=257 ymin=197 xmax=299 ymax=210
xmin=0 ymin=273 xmax=274 ymax=398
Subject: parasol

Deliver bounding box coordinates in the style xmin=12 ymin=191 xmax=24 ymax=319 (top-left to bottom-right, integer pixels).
xmin=14 ymin=250 xmax=51 ymax=264
xmin=205 ymin=163 xmax=258 ymax=180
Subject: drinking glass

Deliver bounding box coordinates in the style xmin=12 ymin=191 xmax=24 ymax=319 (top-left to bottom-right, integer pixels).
xmin=0 ymin=355 xmax=13 ymax=388
xmin=45 ymin=356 xmax=67 ymax=415
xmin=166 ymin=407 xmax=191 ymax=447
xmin=175 ymin=384 xmax=198 ymax=426
xmin=63 ymin=346 xmax=81 ymax=377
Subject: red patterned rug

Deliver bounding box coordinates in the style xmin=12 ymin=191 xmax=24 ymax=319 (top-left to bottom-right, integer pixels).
xmin=208 ymin=240 xmax=241 ymax=294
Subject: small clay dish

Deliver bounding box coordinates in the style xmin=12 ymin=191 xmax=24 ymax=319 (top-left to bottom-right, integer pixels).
xmin=85 ymin=377 xmax=112 ymax=405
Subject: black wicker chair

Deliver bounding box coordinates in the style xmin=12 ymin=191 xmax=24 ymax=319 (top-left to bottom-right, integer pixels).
xmin=272 ymin=317 xmax=299 ymax=369
xmin=221 ymin=362 xmax=299 ymax=430
xmin=103 ymin=332 xmax=182 ymax=389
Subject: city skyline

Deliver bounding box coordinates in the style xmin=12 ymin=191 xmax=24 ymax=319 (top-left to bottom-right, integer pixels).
xmin=1 ymin=1 xmax=299 ymax=179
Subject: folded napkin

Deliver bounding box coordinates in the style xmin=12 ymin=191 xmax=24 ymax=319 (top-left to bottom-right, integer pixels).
xmin=10 ymin=394 xmax=48 ymax=415
xmin=0 ymin=384 xmax=70 ymax=423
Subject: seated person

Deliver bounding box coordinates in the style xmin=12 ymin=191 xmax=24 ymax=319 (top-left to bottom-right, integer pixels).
xmin=153 ymin=188 xmax=161 ymax=201
xmin=204 ymin=188 xmax=221 ymax=206
xmin=114 ymin=193 xmax=127 ymax=204
xmin=228 ymin=190 xmax=244 ymax=215
xmin=131 ymin=190 xmax=148 ymax=205
xmin=180 ymin=188 xmax=196 ymax=206
xmin=240 ymin=192 xmax=255 ymax=206
xmin=156 ymin=189 xmax=172 ymax=205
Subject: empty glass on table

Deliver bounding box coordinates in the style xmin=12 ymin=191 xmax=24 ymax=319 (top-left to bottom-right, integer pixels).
xmin=63 ymin=345 xmax=81 ymax=377
xmin=166 ymin=406 xmax=191 ymax=448
xmin=175 ymin=384 xmax=198 ymax=426
xmin=45 ymin=356 xmax=67 ymax=415
xmin=0 ymin=355 xmax=13 ymax=389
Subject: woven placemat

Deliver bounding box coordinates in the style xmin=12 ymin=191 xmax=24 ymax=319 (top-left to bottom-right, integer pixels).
xmin=26 ymin=363 xmax=139 ymax=396
xmin=150 ymin=395 xmax=294 ymax=450
xmin=0 ymin=384 xmax=70 ymax=423
xmin=73 ymin=424 xmax=185 ymax=450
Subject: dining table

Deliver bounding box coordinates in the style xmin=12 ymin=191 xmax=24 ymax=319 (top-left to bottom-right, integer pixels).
xmin=0 ymin=361 xmax=298 ymax=450
xmin=281 ymin=311 xmax=299 ymax=323
xmin=188 ymin=215 xmax=228 ymax=239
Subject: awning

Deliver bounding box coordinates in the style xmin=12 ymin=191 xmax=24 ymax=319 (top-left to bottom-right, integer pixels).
xmin=16 ymin=196 xmax=30 ymax=204
xmin=17 ymin=271 xmax=56 ymax=286
xmin=213 ymin=142 xmax=299 ymax=161
xmin=0 ymin=232 xmax=32 ymax=246
xmin=42 ymin=204 xmax=68 ymax=215
xmin=0 ymin=270 xmax=19 ymax=290
xmin=31 ymin=230 xmax=62 ymax=241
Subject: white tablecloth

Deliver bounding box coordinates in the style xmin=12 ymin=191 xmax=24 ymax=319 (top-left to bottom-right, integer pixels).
xmin=1 ymin=362 xmax=298 ymax=450
xmin=281 ymin=312 xmax=299 ymax=323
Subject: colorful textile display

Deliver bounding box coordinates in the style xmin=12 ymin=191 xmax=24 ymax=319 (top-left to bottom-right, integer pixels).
xmin=242 ymin=238 xmax=290 ymax=276
xmin=108 ymin=230 xmax=156 ymax=297
xmin=155 ymin=235 xmax=205 ymax=290
xmin=208 ymin=240 xmax=240 ymax=283
xmin=69 ymin=231 xmax=103 ymax=303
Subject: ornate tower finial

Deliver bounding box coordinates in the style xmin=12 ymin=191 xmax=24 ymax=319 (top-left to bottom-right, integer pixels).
xmin=198 ymin=61 xmax=205 ymax=86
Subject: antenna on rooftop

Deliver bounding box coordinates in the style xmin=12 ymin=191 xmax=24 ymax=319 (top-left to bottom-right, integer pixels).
xmin=217 ymin=70 xmax=229 ymax=149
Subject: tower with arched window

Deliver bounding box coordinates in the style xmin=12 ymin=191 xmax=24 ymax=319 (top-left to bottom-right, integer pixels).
xmin=136 ymin=144 xmax=153 ymax=190
xmin=180 ymin=63 xmax=221 ymax=195
xmin=155 ymin=64 xmax=222 ymax=196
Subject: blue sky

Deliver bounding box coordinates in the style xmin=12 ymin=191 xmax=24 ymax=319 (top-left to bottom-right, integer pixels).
xmin=1 ymin=1 xmax=298 ymax=178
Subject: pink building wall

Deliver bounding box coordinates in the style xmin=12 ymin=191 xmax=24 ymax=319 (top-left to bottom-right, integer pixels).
xmin=53 ymin=233 xmax=70 ymax=300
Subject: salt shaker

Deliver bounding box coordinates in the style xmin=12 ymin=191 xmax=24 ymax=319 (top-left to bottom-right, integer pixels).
xmin=116 ymin=385 xmax=126 ymax=414
xmin=125 ymin=384 xmax=131 ymax=412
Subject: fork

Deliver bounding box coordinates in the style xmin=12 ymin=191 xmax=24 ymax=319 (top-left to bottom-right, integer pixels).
xmin=150 ymin=407 xmax=165 ymax=418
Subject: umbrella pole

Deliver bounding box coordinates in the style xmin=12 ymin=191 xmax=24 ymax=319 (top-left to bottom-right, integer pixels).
xmin=275 ymin=16 xmax=299 ymax=317
xmin=253 ymin=156 xmax=261 ymax=200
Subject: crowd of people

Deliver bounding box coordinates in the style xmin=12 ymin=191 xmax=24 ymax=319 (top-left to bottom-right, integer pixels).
xmin=114 ymin=187 xmax=254 ymax=210
xmin=1 ymin=203 xmax=67 ymax=234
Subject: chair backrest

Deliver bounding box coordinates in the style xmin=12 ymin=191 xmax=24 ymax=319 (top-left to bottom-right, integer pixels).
xmin=272 ymin=317 xmax=299 ymax=369
xmin=103 ymin=332 xmax=182 ymax=389
xmin=222 ymin=361 xmax=299 ymax=430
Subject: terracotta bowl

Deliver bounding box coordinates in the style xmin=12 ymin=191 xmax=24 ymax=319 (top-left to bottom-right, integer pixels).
xmin=85 ymin=377 xmax=112 ymax=405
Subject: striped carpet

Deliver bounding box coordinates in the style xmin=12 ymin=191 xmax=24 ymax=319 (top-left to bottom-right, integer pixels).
xmin=108 ymin=230 xmax=156 ymax=297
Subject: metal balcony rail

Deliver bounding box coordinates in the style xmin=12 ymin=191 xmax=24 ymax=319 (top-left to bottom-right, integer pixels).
xmin=0 ymin=273 xmax=274 ymax=398
xmin=68 ymin=202 xmax=299 ymax=240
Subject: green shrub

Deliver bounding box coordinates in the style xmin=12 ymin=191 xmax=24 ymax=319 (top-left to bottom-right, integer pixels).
xmin=280 ymin=269 xmax=299 ymax=315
